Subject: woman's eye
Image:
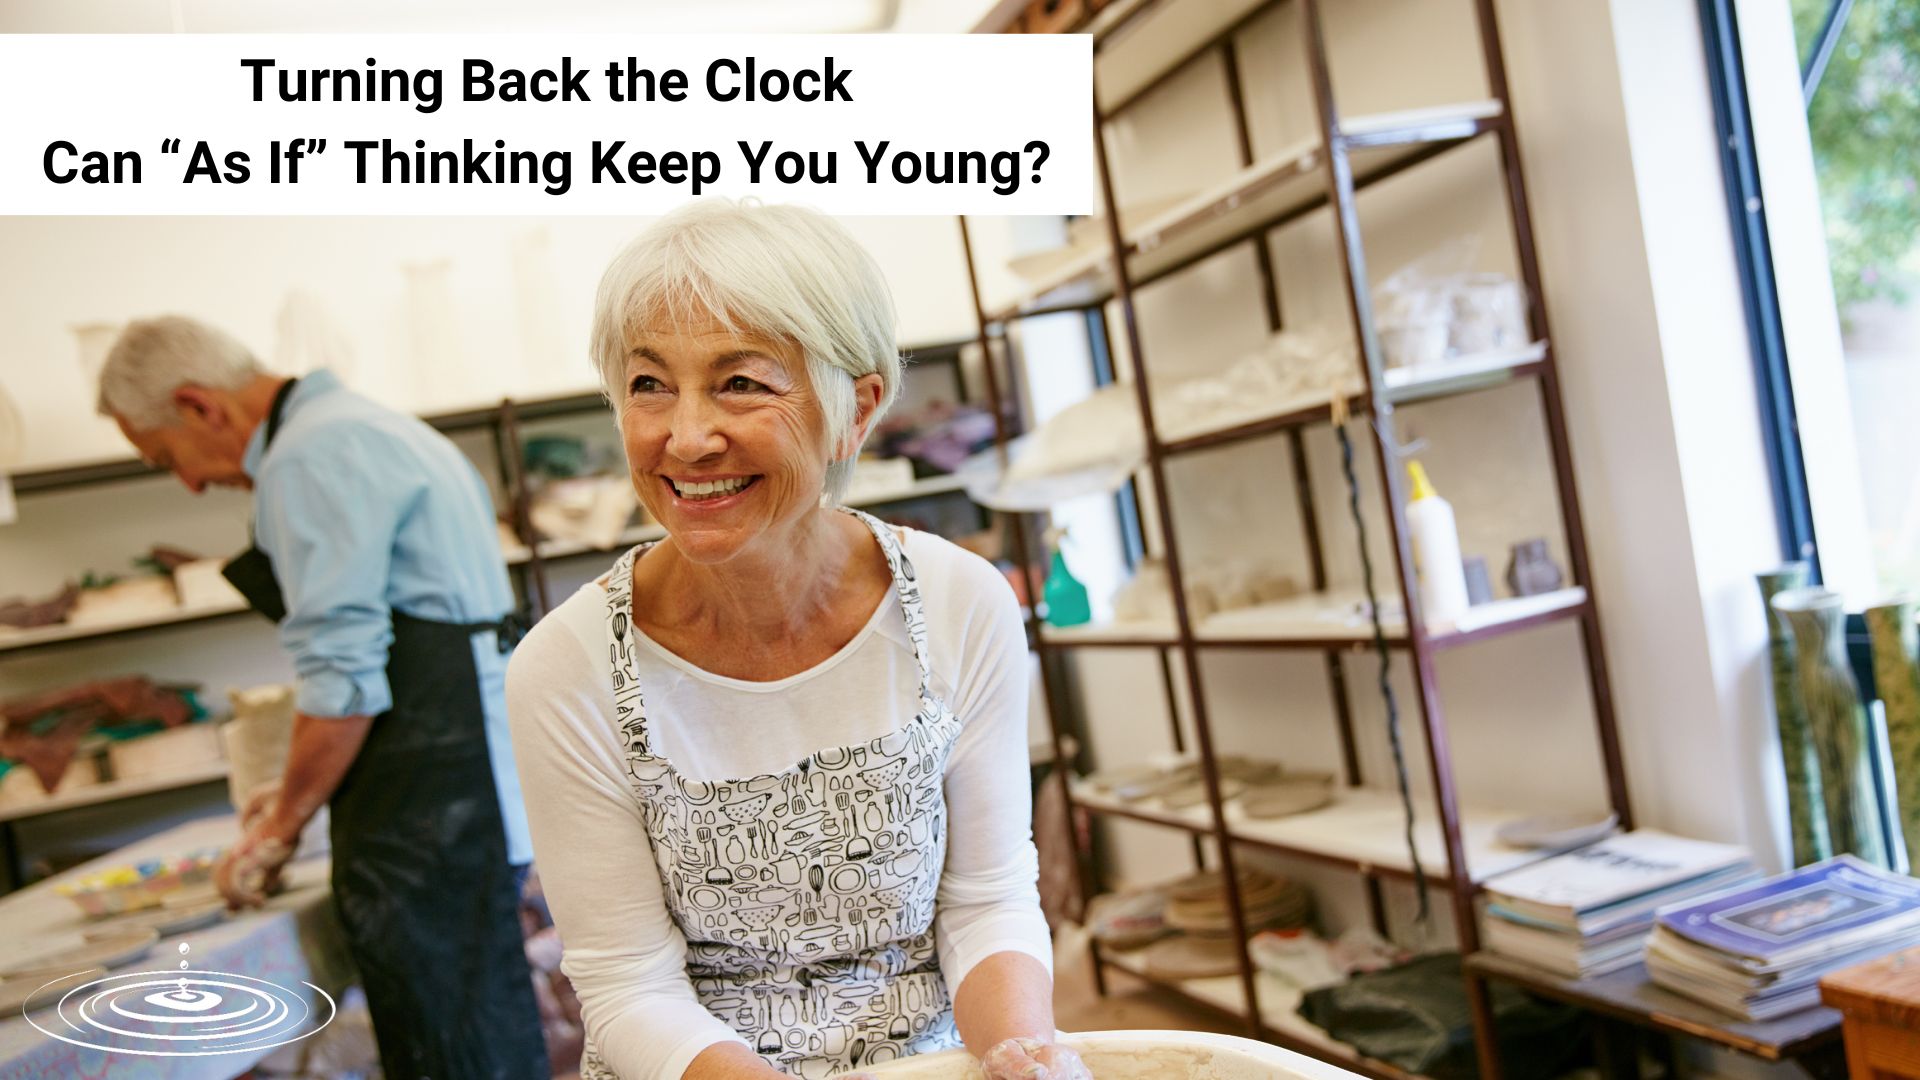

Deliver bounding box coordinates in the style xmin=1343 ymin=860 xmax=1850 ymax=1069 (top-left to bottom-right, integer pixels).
xmin=629 ymin=375 xmax=663 ymax=395
xmin=725 ymin=375 xmax=766 ymax=393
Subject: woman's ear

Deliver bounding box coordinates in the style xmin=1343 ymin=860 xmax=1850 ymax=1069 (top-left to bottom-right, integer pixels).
xmin=839 ymin=373 xmax=886 ymax=459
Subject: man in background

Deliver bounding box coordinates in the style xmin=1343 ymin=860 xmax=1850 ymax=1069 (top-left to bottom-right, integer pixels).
xmin=97 ymin=316 xmax=546 ymax=1078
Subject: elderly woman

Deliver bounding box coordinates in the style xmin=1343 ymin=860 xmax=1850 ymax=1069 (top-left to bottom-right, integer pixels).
xmin=506 ymin=201 xmax=1089 ymax=1080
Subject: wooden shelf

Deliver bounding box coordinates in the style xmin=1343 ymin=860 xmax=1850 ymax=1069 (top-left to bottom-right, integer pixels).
xmin=988 ymin=101 xmax=1505 ymax=323
xmin=1071 ymin=781 xmax=1564 ymax=885
xmin=11 ymin=387 xmax=609 ymax=496
xmin=0 ymin=598 xmax=253 ymax=656
xmin=0 ymin=759 xmax=229 ymax=824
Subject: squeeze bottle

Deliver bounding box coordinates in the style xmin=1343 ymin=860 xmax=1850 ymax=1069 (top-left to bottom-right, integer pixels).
xmin=1406 ymin=460 xmax=1470 ymax=629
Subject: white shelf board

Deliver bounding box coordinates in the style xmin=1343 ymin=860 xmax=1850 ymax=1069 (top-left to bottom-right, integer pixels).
xmin=0 ymin=759 xmax=230 ymax=824
xmin=1039 ymin=589 xmax=1403 ymax=647
xmin=0 ymin=598 xmax=252 ymax=654
xmin=1199 ymin=588 xmax=1405 ymax=642
xmin=1433 ymin=587 xmax=1586 ymax=639
xmin=1382 ymin=341 xmax=1548 ymax=402
xmin=1039 ymin=613 xmax=1179 ymax=646
xmin=1340 ymin=100 xmax=1504 ymax=141
xmin=1072 ymin=781 xmax=1561 ymax=884
xmin=1155 ymin=379 xmax=1366 ymax=446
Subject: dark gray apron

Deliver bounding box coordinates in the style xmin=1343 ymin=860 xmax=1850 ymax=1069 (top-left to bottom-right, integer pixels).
xmin=222 ymin=379 xmax=546 ymax=1078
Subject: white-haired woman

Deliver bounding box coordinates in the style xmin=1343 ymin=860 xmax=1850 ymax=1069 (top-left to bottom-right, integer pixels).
xmin=506 ymin=201 xmax=1087 ymax=1080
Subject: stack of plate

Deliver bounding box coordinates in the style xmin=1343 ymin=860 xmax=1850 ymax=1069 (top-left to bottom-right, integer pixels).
xmin=1084 ymin=756 xmax=1337 ymax=820
xmin=1136 ymin=868 xmax=1315 ymax=980
xmin=1163 ymin=869 xmax=1311 ymax=937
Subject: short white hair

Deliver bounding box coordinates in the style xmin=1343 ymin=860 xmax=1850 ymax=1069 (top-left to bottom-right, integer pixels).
xmin=97 ymin=316 xmax=263 ymax=431
xmin=590 ymin=199 xmax=902 ymax=504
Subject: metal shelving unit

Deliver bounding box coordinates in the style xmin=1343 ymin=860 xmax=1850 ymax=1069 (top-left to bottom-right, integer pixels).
xmin=964 ymin=2 xmax=1632 ymax=1077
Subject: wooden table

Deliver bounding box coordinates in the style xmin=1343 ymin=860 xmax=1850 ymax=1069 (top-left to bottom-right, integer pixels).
xmin=1821 ymin=945 xmax=1920 ymax=1079
xmin=1468 ymin=952 xmax=1846 ymax=1078
xmin=0 ymin=816 xmax=349 ymax=1080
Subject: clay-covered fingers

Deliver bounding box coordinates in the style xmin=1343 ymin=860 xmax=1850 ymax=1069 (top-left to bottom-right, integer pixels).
xmin=215 ymin=833 xmax=293 ymax=911
xmin=981 ymin=1036 xmax=1092 ymax=1080
xmin=1033 ymin=1043 xmax=1092 ymax=1080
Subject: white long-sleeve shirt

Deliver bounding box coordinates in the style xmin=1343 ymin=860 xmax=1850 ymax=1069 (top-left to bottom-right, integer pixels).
xmin=506 ymin=527 xmax=1053 ymax=1079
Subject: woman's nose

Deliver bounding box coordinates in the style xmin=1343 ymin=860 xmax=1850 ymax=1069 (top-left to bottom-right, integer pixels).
xmin=665 ymin=396 xmax=726 ymax=460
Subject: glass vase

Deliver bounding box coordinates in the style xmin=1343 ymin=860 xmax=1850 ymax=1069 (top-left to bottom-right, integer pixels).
xmin=1758 ymin=564 xmax=1828 ymax=865
xmin=1866 ymin=598 xmax=1920 ymax=870
xmin=1774 ymin=587 xmax=1887 ymax=866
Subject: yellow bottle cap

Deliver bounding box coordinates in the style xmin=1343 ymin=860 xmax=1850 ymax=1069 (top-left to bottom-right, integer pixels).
xmin=1407 ymin=460 xmax=1438 ymax=502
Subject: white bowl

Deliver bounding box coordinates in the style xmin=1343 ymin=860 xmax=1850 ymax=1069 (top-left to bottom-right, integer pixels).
xmin=863 ymin=1030 xmax=1365 ymax=1079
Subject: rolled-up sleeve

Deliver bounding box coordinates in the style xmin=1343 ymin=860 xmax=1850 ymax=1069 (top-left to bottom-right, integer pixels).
xmin=255 ymin=429 xmax=421 ymax=719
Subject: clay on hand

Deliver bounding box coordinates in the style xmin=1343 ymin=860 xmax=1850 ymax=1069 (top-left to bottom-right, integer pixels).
xmin=215 ymin=829 xmax=293 ymax=911
xmin=981 ymin=1036 xmax=1093 ymax=1080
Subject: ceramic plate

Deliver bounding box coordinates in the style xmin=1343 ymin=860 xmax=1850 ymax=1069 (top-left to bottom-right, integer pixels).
xmin=1239 ymin=778 xmax=1335 ymax=820
xmin=0 ymin=966 xmax=106 ymax=1014
xmin=1497 ymin=811 xmax=1619 ymax=850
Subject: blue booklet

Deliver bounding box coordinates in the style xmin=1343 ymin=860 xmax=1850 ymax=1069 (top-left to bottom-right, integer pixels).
xmin=1656 ymin=855 xmax=1920 ymax=969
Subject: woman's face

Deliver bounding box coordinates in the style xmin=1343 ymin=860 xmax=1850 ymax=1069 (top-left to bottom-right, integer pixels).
xmin=618 ymin=310 xmax=836 ymax=563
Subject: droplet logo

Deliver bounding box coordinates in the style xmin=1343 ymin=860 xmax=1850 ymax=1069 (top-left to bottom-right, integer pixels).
xmin=22 ymin=938 xmax=335 ymax=1057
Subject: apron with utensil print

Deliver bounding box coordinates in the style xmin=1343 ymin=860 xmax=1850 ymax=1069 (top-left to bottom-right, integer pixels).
xmin=582 ymin=510 xmax=963 ymax=1078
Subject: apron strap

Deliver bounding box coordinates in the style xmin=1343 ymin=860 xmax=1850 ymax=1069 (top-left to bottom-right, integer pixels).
xmin=848 ymin=509 xmax=936 ymax=699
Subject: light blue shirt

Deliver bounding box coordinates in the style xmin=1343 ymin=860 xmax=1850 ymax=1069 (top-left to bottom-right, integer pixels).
xmin=242 ymin=369 xmax=531 ymax=864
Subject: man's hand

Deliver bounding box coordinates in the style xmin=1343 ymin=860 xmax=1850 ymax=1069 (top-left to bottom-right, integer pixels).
xmin=215 ymin=783 xmax=298 ymax=910
xmin=981 ymin=1037 xmax=1093 ymax=1080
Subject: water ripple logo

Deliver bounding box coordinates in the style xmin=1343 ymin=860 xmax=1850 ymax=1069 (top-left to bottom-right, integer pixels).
xmin=22 ymin=942 xmax=335 ymax=1057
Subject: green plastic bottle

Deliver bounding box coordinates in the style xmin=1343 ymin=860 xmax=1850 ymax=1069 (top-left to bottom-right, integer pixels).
xmin=1042 ymin=529 xmax=1091 ymax=628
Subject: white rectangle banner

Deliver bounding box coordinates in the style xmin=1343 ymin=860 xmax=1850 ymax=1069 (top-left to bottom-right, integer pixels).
xmin=0 ymin=33 xmax=1091 ymax=215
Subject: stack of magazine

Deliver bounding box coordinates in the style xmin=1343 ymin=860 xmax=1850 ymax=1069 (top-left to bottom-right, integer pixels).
xmin=1647 ymin=855 xmax=1920 ymax=1021
xmin=1481 ymin=830 xmax=1756 ymax=979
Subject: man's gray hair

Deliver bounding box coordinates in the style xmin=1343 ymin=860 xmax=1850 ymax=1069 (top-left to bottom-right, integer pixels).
xmin=97 ymin=316 xmax=263 ymax=431
xmin=589 ymin=199 xmax=902 ymax=505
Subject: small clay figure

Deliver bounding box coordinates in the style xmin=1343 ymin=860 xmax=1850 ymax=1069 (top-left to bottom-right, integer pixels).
xmin=1505 ymin=538 xmax=1564 ymax=597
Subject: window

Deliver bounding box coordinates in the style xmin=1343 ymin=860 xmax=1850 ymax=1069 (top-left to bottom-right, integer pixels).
xmin=1790 ymin=0 xmax=1920 ymax=595
xmin=1716 ymin=0 xmax=1920 ymax=596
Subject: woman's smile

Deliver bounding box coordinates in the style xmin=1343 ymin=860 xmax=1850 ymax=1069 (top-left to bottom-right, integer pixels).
xmin=664 ymin=473 xmax=762 ymax=505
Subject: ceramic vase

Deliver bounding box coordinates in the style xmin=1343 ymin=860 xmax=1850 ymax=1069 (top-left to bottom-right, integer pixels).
xmin=1866 ymin=598 xmax=1920 ymax=870
xmin=1758 ymin=564 xmax=1828 ymax=865
xmin=1505 ymin=538 xmax=1564 ymax=597
xmin=1774 ymin=587 xmax=1887 ymax=866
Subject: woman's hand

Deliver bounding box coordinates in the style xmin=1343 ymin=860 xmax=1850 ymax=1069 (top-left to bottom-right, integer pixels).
xmin=981 ymin=1036 xmax=1092 ymax=1080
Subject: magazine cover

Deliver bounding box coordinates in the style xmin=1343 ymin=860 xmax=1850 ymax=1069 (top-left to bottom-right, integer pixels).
xmin=1656 ymin=855 xmax=1920 ymax=964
